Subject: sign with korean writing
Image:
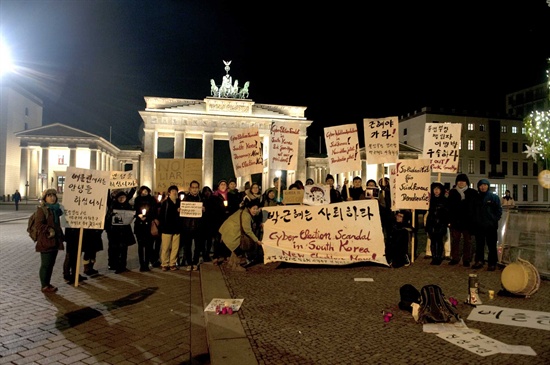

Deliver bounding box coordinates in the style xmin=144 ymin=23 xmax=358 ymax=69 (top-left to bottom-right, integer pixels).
xmin=467 ymin=305 xmax=550 ymax=331
xmin=324 ymin=124 xmax=362 ymax=174
xmin=228 ymin=127 xmax=263 ymax=177
xmin=180 ymin=201 xmax=203 ymax=218
xmin=303 ymin=184 xmax=330 ymax=206
xmin=155 ymin=158 xmax=202 ymax=193
xmin=269 ymin=121 xmax=300 ymax=171
xmin=423 ymin=123 xmax=461 ymax=173
xmin=261 ymin=200 xmax=387 ymax=266
xmin=394 ymin=159 xmax=431 ymax=210
xmin=110 ymin=171 xmax=138 ymax=189
xmin=62 ymin=167 xmax=110 ymax=229
xmin=363 ymin=116 xmax=399 ymax=164
xmin=282 ymin=189 xmax=304 ymax=205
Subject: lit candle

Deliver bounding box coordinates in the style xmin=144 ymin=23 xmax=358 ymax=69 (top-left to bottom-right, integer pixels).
xmin=142 ymin=209 xmax=146 ymax=216
xmin=157 ymin=194 xmax=162 ymax=202
xmin=223 ymin=200 xmax=228 ymax=207
xmin=180 ymin=193 xmax=184 ymax=200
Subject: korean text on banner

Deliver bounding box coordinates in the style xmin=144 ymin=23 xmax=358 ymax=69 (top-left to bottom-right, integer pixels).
xmin=63 ymin=167 xmax=110 ymax=229
xmin=423 ymin=123 xmax=461 ymax=173
xmin=261 ymin=200 xmax=388 ymax=266
xmin=394 ymin=159 xmax=431 ymax=210
xmin=269 ymin=121 xmax=300 ymax=171
xmin=324 ymin=124 xmax=362 ymax=174
xmin=228 ymin=127 xmax=263 ymax=177
xmin=110 ymin=171 xmax=138 ymax=189
xmin=363 ymin=117 xmax=399 ymax=164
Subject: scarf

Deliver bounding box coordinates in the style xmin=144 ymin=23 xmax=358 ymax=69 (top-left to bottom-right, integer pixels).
xmin=46 ymin=203 xmax=62 ymax=224
xmin=456 ymin=185 xmax=467 ymax=200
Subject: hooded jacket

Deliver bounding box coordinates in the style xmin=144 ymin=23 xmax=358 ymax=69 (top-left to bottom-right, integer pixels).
xmin=425 ymin=182 xmax=449 ymax=236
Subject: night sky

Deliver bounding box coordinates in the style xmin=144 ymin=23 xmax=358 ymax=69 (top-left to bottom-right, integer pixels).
xmin=1 ymin=0 xmax=549 ymax=154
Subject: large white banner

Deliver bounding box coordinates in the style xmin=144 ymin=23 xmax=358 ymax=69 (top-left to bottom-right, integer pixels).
xmin=393 ymin=159 xmax=431 ymax=210
xmin=269 ymin=121 xmax=300 ymax=171
xmin=228 ymin=127 xmax=263 ymax=177
xmin=423 ymin=123 xmax=461 ymax=173
xmin=363 ymin=116 xmax=399 ymax=164
xmin=303 ymin=184 xmax=330 ymax=206
xmin=63 ymin=167 xmax=110 ymax=229
xmin=262 ymin=200 xmax=388 ymax=266
xmin=324 ymin=124 xmax=362 ymax=174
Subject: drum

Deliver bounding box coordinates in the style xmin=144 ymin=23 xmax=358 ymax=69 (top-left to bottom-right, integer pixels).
xmin=501 ymin=258 xmax=541 ymax=297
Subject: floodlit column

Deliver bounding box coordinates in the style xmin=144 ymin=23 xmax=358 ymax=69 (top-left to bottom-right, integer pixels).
xmin=296 ymin=136 xmax=307 ymax=183
xmin=89 ymin=146 xmax=98 ymax=170
xmin=19 ymin=146 xmax=29 ymax=194
xmin=69 ymin=145 xmax=76 ymax=167
xmin=41 ymin=144 xmax=49 ymax=190
xmin=175 ymin=131 xmax=185 ymax=158
xmin=142 ymin=129 xmax=156 ymax=189
xmin=202 ymin=131 xmax=214 ymax=189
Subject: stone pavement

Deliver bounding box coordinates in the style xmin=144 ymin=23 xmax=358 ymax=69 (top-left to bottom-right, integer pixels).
xmin=1 ymin=202 xmax=549 ymax=365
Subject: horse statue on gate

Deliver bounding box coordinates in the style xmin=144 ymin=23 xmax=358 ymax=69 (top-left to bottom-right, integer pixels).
xmin=210 ymin=79 xmax=219 ymax=97
xmin=238 ymin=81 xmax=250 ymax=99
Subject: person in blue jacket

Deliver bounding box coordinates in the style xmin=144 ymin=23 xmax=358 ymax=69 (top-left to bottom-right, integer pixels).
xmin=472 ymin=179 xmax=502 ymax=271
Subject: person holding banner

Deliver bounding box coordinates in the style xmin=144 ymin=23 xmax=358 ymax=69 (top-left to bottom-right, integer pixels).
xmin=106 ymin=190 xmax=136 ymax=274
xmin=35 ymin=189 xmax=65 ymax=293
xmin=341 ymin=176 xmax=366 ymax=201
xmin=158 ymin=185 xmax=183 ymax=271
xmin=219 ymin=198 xmax=263 ymax=272
xmin=133 ymin=185 xmax=158 ymax=272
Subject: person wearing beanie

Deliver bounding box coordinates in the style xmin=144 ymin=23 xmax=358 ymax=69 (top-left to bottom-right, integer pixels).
xmin=105 ymin=189 xmax=136 ymax=273
xmin=425 ymin=182 xmax=450 ymax=265
xmin=133 ymin=185 xmax=158 ymax=272
xmin=472 ymin=179 xmax=502 ymax=271
xmin=447 ymin=173 xmax=477 ymax=267
xmin=36 ymin=189 xmax=65 ymax=293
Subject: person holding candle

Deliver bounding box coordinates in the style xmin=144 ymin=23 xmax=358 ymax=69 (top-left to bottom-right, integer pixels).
xmin=212 ymin=179 xmax=232 ymax=265
xmin=134 ymin=185 xmax=158 ymax=272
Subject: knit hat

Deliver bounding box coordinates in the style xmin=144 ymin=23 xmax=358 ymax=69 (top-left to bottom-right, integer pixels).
xmin=325 ymin=174 xmax=335 ymax=182
xmin=217 ymin=179 xmax=227 ymax=186
xmin=455 ymin=173 xmax=470 ymax=185
xmin=41 ymin=188 xmax=57 ymax=201
xmin=430 ymin=181 xmax=445 ymax=193
xmin=477 ymin=178 xmax=490 ymax=188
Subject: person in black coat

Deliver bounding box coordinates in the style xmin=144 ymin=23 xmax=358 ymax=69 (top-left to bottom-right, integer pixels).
xmin=386 ymin=210 xmax=414 ymax=268
xmin=106 ymin=189 xmax=136 ymax=273
xmin=133 ymin=185 xmax=158 ymax=272
xmin=425 ymin=182 xmax=450 ymax=265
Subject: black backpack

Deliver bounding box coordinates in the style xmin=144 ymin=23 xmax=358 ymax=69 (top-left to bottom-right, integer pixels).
xmin=398 ymin=284 xmax=421 ymax=312
xmin=417 ymin=284 xmax=460 ymax=323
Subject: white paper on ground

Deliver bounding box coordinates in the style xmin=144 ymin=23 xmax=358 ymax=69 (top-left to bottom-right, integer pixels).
xmin=204 ymin=298 xmax=244 ymax=312
xmin=354 ymin=278 xmax=374 ymax=282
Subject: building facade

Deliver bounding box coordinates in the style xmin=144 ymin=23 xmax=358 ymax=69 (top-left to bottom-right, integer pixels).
xmin=399 ymin=107 xmax=548 ymax=206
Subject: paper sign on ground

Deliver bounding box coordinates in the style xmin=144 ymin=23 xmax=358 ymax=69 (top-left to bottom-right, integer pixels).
xmin=467 ymin=305 xmax=550 ymax=331
xmin=204 ymin=298 xmax=244 ymax=312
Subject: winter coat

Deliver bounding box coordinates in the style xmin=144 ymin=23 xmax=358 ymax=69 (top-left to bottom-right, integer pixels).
xmin=35 ymin=204 xmax=65 ymax=253
xmin=158 ymin=197 xmax=183 ymax=235
xmin=219 ymin=207 xmax=260 ymax=252
xmin=474 ymin=190 xmax=502 ymax=231
xmin=106 ymin=193 xmax=136 ymax=246
xmin=133 ymin=194 xmax=159 ymax=236
xmin=425 ymin=191 xmax=450 ymax=239
xmin=64 ymin=227 xmax=103 ymax=253
xmin=341 ymin=186 xmax=365 ymax=201
xmin=181 ymin=193 xmax=203 ymax=233
xmin=447 ymin=187 xmax=477 ymax=231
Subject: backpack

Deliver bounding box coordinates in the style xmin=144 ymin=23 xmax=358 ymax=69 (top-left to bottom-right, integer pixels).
xmin=27 ymin=206 xmax=48 ymax=242
xmin=417 ymin=284 xmax=460 ymax=323
xmin=398 ymin=284 xmax=421 ymax=312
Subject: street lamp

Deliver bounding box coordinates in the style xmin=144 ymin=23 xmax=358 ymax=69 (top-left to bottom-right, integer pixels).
xmin=0 ymin=37 xmax=14 ymax=76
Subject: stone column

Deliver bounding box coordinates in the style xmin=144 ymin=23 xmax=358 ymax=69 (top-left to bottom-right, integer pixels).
xmin=296 ymin=136 xmax=307 ymax=183
xmin=19 ymin=145 xmax=29 ymax=197
xmin=89 ymin=145 xmax=98 ymax=170
xmin=202 ymin=132 xmax=214 ymax=189
xmin=40 ymin=144 xmax=49 ymax=193
xmin=175 ymin=131 xmax=185 ymax=158
xmin=141 ymin=129 xmax=156 ymax=190
xmin=69 ymin=145 xmax=77 ymax=167
xmin=30 ymin=149 xmax=39 ymax=198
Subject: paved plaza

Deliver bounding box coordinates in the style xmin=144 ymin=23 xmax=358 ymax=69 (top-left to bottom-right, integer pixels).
xmin=0 ymin=202 xmax=549 ymax=365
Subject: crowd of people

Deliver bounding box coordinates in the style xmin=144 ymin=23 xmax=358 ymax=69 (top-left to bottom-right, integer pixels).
xmin=33 ymin=172 xmax=504 ymax=293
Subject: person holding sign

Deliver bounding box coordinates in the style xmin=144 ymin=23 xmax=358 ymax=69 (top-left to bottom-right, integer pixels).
xmin=159 ymin=185 xmax=183 ymax=271
xmin=106 ymin=191 xmax=136 ymax=274
xmin=180 ymin=180 xmax=204 ymax=272
xmin=341 ymin=176 xmax=366 ymax=201
xmin=425 ymin=182 xmax=450 ymax=266
xmin=35 ymin=189 xmax=65 ymax=293
xmin=219 ymin=198 xmax=263 ymax=272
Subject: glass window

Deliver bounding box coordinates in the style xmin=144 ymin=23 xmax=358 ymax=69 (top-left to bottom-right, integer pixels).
xmin=404 ymin=128 xmax=407 ymax=136
xmin=533 ymin=185 xmax=538 ymax=202
xmin=522 ymin=162 xmax=528 ymax=176
xmin=468 ymin=123 xmax=474 ymax=131
xmin=468 ymin=160 xmax=475 ymax=174
xmin=502 ymin=161 xmax=508 ymax=175
xmin=533 ymin=163 xmax=538 ymax=176
xmin=512 ymin=142 xmax=518 ymax=153
xmin=480 ymin=140 xmax=486 ymax=151
xmin=543 ymin=187 xmax=549 ymax=202
xmin=522 ymin=184 xmax=528 ymax=202
xmin=502 ymin=142 xmax=508 ymax=153
xmin=467 ymin=140 xmax=474 ymax=150
xmin=512 ymin=126 xmax=517 ymax=134
xmin=480 ymin=160 xmax=486 ymax=174
xmin=501 ymin=125 xmax=507 ymax=133
xmin=513 ymin=184 xmax=518 ymax=201
xmin=522 ymin=127 xmax=526 ymax=134
xmin=513 ymin=162 xmax=518 ymax=175
xmin=479 ymin=124 xmax=486 ymax=132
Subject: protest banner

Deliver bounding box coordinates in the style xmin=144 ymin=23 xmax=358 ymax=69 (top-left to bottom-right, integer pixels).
xmin=228 ymin=127 xmax=263 ymax=177
xmin=394 ymin=159 xmax=431 ymax=210
xmin=63 ymin=167 xmax=110 ymax=229
xmin=324 ymin=124 xmax=362 ymax=174
xmin=261 ymin=200 xmax=387 ymax=266
xmin=155 ymin=158 xmax=202 ymax=193
xmin=282 ymin=189 xmax=304 ymax=205
xmin=303 ymin=184 xmax=330 ymax=206
xmin=423 ymin=123 xmax=461 ymax=173
xmin=180 ymin=201 xmax=203 ymax=218
xmin=110 ymin=170 xmax=138 ymax=189
xmin=363 ymin=116 xmax=399 ymax=164
xmin=269 ymin=121 xmax=300 ymax=171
